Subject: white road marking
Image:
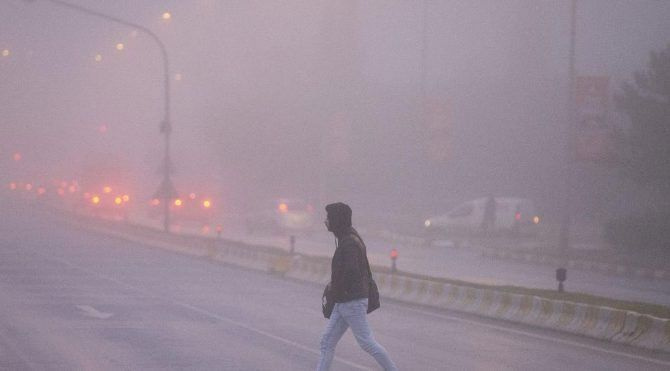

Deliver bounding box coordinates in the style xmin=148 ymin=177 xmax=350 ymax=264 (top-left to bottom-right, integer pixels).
xmin=175 ymin=301 xmax=371 ymax=370
xmin=76 ymin=305 xmax=114 ymax=319
xmin=397 ymin=305 xmax=670 ymax=367
xmin=47 ymin=256 xmax=372 ymax=370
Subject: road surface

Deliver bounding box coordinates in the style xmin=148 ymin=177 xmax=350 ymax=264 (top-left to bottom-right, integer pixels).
xmin=1 ymin=204 xmax=669 ymax=370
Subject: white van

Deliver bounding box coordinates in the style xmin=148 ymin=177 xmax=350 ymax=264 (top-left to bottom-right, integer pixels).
xmin=423 ymin=197 xmax=540 ymax=238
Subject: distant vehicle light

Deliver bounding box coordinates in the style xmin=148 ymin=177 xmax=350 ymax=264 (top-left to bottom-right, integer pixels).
xmin=201 ymin=225 xmax=210 ymax=234
xmin=174 ymin=199 xmax=183 ymax=207
xmin=83 ymin=192 xmax=91 ymax=199
xmin=58 ymin=189 xmax=66 ymax=196
xmin=151 ymin=198 xmax=160 ymax=206
xmin=278 ymin=202 xmax=288 ymax=213
xmin=37 ymin=187 xmax=46 ymax=195
xmin=515 ymin=212 xmax=522 ymax=221
xmin=68 ymin=185 xmax=77 ymax=193
xmin=114 ymin=196 xmax=122 ymax=205
xmin=189 ymin=192 xmax=196 ymax=200
xmin=92 ymin=195 xmax=101 ymax=204
xmin=9 ymin=182 xmax=16 ymax=190
xmin=103 ymin=186 xmax=112 ymax=194
xmin=122 ymin=194 xmax=130 ymax=202
xmin=424 ymin=219 xmax=431 ymax=228
xmin=13 ymin=152 xmax=21 ymax=161
xmin=25 ymin=183 xmax=33 ymax=191
xmin=60 ymin=181 xmax=68 ymax=188
xmin=533 ymin=216 xmax=540 ymax=224
xmin=202 ymin=200 xmax=212 ymax=208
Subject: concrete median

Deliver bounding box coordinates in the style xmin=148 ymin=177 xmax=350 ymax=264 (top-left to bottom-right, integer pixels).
xmin=68 ymin=214 xmax=670 ymax=354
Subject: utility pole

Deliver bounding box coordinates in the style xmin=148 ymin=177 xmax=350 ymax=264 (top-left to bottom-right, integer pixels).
xmin=559 ymin=0 xmax=578 ymax=262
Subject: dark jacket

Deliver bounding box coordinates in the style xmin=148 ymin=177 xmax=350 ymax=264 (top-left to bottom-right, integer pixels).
xmin=330 ymin=227 xmax=370 ymax=303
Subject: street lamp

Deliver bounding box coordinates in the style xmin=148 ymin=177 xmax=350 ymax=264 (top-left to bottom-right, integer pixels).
xmin=557 ymin=0 xmax=578 ymax=284
xmin=26 ymin=0 xmax=177 ymax=232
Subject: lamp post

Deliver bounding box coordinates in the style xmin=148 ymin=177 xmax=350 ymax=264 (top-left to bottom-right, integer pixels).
xmin=28 ymin=0 xmax=176 ymax=232
xmin=558 ymin=0 xmax=578 ymax=274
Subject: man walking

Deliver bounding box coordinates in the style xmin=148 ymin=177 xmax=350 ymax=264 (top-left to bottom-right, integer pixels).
xmin=316 ymin=202 xmax=397 ymax=371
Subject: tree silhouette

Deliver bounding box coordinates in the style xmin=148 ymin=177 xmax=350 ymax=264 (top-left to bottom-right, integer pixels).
xmin=616 ymin=43 xmax=670 ymax=201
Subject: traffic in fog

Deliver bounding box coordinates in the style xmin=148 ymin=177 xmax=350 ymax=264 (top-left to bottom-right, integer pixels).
xmin=2 ymin=0 xmax=670 ymax=369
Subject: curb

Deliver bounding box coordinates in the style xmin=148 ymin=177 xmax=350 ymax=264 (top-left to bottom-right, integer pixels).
xmin=482 ymin=248 xmax=670 ymax=281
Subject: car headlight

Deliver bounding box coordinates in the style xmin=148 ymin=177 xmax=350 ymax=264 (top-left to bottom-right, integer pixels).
xmin=424 ymin=219 xmax=431 ymax=228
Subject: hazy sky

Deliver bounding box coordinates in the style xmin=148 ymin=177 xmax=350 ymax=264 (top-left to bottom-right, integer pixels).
xmin=2 ymin=0 xmax=669 ymax=218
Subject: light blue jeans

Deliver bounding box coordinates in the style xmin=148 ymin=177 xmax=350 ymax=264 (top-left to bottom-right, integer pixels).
xmin=316 ymin=298 xmax=397 ymax=371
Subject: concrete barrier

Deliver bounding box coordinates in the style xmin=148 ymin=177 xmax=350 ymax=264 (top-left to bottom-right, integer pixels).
xmin=69 ymin=215 xmax=670 ymax=354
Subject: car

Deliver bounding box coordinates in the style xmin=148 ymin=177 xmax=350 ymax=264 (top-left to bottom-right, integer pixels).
xmin=147 ymin=191 xmax=217 ymax=226
xmin=78 ymin=184 xmax=131 ymax=220
xmin=71 ymin=155 xmax=134 ymax=220
xmin=423 ymin=197 xmax=540 ymax=240
xmin=245 ymin=198 xmax=315 ymax=235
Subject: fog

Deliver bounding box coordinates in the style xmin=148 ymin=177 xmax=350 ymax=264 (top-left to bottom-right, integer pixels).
xmin=2 ymin=0 xmax=670 ymax=224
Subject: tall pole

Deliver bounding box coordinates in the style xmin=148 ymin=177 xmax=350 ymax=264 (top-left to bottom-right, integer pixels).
xmin=421 ymin=0 xmax=428 ymax=116
xmin=35 ymin=0 xmax=174 ymax=232
xmin=559 ymin=0 xmax=577 ymax=259
xmin=416 ymin=0 xmax=428 ymax=211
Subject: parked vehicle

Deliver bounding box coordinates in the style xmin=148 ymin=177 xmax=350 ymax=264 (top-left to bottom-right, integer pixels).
xmin=423 ymin=197 xmax=540 ymax=241
xmin=245 ymin=198 xmax=315 ymax=235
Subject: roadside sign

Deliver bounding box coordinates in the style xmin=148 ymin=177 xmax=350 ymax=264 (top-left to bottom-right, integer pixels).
xmin=424 ymin=97 xmax=452 ymax=162
xmin=574 ymin=76 xmax=618 ymax=163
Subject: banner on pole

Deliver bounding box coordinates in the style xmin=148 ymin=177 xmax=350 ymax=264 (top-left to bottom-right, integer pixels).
xmin=575 ymin=76 xmax=618 ymax=163
xmin=424 ymin=97 xmax=452 ymax=163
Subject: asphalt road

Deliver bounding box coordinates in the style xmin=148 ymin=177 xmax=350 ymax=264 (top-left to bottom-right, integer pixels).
xmin=1 ymin=205 xmax=669 ymax=370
